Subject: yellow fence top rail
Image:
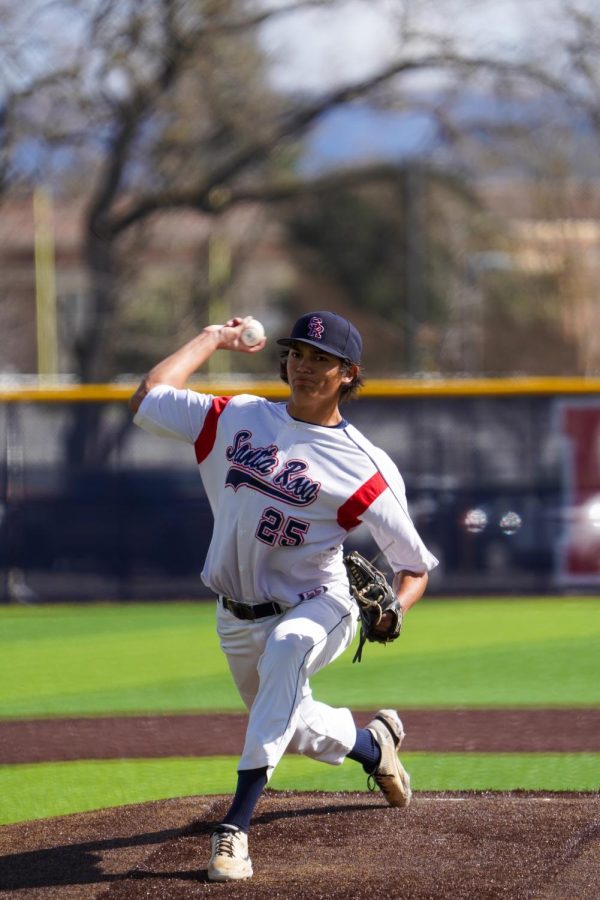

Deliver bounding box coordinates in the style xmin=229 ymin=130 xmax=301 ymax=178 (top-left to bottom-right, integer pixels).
xmin=0 ymin=376 xmax=599 ymax=402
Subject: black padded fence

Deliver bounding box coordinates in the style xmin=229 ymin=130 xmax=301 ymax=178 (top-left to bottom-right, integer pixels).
xmin=1 ymin=386 xmax=599 ymax=602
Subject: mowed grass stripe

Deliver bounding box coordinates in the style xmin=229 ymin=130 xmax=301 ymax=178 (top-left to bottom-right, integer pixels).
xmin=1 ymin=753 xmax=599 ymax=825
xmin=2 ymin=598 xmax=599 ymax=716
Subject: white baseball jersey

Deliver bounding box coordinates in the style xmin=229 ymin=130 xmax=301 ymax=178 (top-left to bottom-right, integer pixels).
xmin=134 ymin=385 xmax=438 ymax=607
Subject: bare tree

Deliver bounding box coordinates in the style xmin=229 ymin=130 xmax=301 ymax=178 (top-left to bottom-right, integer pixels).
xmin=2 ymin=0 xmax=599 ymax=464
xmin=0 ymin=0 xmax=470 ymax=462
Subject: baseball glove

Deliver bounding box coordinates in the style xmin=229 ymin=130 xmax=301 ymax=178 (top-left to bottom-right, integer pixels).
xmin=343 ymin=550 xmax=403 ymax=663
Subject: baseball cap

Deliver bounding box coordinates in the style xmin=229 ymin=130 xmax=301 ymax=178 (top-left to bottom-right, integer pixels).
xmin=277 ymin=311 xmax=362 ymax=364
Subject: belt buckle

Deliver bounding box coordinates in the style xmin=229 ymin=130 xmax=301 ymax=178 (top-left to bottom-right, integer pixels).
xmin=223 ymin=596 xmax=254 ymax=620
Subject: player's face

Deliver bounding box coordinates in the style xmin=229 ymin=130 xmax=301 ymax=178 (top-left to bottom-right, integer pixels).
xmin=286 ymin=342 xmax=349 ymax=405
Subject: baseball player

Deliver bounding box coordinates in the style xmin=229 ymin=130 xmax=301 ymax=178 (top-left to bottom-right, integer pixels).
xmin=130 ymin=311 xmax=438 ymax=882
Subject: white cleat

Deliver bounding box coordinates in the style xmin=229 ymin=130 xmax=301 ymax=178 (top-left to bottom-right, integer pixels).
xmin=366 ymin=709 xmax=412 ymax=808
xmin=207 ymin=825 xmax=253 ymax=882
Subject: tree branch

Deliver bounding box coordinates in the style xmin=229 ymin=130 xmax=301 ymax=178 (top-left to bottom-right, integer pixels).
xmin=107 ymin=52 xmax=455 ymax=233
xmin=189 ymin=0 xmax=335 ymax=36
xmin=206 ymin=163 xmax=416 ymax=206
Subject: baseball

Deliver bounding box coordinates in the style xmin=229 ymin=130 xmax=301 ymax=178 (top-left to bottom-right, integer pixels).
xmin=240 ymin=318 xmax=265 ymax=347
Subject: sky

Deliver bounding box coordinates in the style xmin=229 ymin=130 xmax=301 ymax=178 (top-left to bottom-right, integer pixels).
xmin=256 ymin=0 xmax=564 ymax=173
xmin=3 ymin=0 xmax=593 ymax=100
xmin=259 ymin=0 xmax=550 ymax=94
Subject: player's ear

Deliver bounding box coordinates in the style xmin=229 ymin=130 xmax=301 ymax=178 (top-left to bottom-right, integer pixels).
xmin=341 ymin=363 xmax=359 ymax=384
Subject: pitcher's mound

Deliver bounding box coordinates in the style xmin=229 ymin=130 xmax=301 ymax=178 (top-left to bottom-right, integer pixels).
xmin=1 ymin=790 xmax=599 ymax=898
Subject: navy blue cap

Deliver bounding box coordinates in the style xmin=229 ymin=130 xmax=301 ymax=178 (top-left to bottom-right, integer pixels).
xmin=277 ymin=311 xmax=362 ymax=364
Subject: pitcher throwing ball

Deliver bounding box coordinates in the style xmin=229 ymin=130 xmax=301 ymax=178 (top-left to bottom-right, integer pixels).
xmin=130 ymin=311 xmax=438 ymax=882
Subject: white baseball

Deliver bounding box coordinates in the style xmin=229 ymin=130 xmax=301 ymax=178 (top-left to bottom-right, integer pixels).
xmin=240 ymin=318 xmax=265 ymax=347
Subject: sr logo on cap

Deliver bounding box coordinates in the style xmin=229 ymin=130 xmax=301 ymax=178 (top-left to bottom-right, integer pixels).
xmin=277 ymin=311 xmax=362 ymax=364
xmin=307 ymin=317 xmax=325 ymax=340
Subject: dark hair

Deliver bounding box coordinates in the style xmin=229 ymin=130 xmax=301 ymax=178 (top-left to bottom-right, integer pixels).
xmin=278 ymin=349 xmax=364 ymax=402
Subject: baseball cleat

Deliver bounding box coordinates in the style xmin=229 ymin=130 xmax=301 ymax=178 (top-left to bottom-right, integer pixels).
xmin=207 ymin=824 xmax=253 ymax=882
xmin=366 ymin=709 xmax=412 ymax=808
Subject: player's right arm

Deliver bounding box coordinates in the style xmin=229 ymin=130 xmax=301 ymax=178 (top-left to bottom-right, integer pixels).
xmin=129 ymin=318 xmax=266 ymax=414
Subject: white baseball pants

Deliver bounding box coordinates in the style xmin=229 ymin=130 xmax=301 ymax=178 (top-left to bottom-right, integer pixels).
xmin=216 ymin=593 xmax=358 ymax=776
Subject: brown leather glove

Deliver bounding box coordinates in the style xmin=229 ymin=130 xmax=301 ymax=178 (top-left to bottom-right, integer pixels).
xmin=343 ymin=551 xmax=403 ymax=663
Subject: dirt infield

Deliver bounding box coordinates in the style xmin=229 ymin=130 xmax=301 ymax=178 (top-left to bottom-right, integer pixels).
xmin=1 ymin=791 xmax=600 ymax=898
xmin=2 ymin=708 xmax=600 ymax=763
xmin=2 ymin=710 xmax=600 ymax=897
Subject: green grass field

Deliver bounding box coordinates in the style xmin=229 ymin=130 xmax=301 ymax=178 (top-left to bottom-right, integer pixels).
xmin=1 ymin=597 xmax=599 ymax=824
xmin=2 ymin=754 xmax=599 ymax=825
xmin=2 ymin=597 xmax=599 ymax=716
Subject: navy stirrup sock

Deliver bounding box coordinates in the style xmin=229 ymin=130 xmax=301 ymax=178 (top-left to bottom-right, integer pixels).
xmin=222 ymin=766 xmax=268 ymax=833
xmin=347 ymin=727 xmax=382 ymax=773
xmin=223 ymin=732 xmax=381 ymax=832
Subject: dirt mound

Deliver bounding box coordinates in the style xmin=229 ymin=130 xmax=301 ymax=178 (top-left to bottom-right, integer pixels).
xmin=1 ymin=791 xmax=599 ymax=899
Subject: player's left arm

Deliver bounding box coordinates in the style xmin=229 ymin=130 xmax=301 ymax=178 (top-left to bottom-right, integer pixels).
xmin=392 ymin=569 xmax=429 ymax=614
xmin=360 ymin=489 xmax=438 ymax=616
xmin=366 ymin=568 xmax=427 ymax=641
xmin=357 ymin=464 xmax=437 ymax=618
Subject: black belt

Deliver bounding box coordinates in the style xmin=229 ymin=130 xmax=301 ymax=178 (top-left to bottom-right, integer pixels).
xmin=220 ymin=596 xmax=284 ymax=620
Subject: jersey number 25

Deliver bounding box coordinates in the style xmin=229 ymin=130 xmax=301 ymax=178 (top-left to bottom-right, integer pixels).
xmin=256 ymin=506 xmax=310 ymax=547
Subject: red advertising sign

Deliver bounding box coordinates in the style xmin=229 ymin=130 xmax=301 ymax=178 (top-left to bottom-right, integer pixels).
xmin=557 ymin=402 xmax=600 ymax=584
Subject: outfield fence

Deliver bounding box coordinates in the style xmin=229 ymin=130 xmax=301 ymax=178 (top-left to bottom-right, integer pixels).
xmin=1 ymin=377 xmax=599 ymax=602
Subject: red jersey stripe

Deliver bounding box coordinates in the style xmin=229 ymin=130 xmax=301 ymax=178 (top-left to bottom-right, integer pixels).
xmin=194 ymin=396 xmax=231 ymax=463
xmin=337 ymin=471 xmax=387 ymax=531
